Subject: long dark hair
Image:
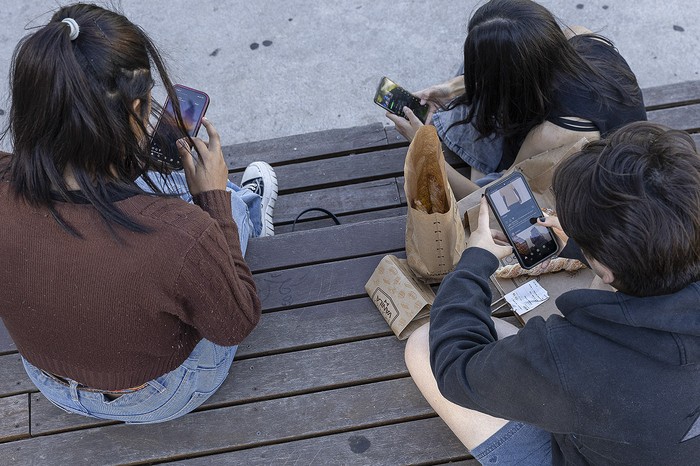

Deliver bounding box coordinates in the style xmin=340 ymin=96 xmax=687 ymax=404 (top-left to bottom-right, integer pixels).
xmin=2 ymin=3 xmax=190 ymax=235
xmin=451 ymin=0 xmax=641 ymax=142
xmin=553 ymin=122 xmax=700 ymax=297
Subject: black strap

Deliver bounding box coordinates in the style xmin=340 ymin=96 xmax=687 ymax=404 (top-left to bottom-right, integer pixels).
xmin=291 ymin=208 xmax=341 ymax=231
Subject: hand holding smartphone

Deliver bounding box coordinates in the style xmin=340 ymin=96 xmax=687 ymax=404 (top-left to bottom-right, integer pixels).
xmin=484 ymin=172 xmax=559 ymax=269
xmin=374 ymin=76 xmax=430 ymax=124
xmin=150 ymin=84 xmax=210 ymax=170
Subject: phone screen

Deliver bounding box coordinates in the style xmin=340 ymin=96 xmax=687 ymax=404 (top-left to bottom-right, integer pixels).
xmin=485 ymin=172 xmax=559 ymax=269
xmin=150 ymin=84 xmax=210 ymax=169
xmin=374 ymin=77 xmax=429 ymax=123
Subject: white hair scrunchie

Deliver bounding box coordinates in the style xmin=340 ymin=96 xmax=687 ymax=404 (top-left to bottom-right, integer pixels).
xmin=61 ymin=18 xmax=80 ymax=41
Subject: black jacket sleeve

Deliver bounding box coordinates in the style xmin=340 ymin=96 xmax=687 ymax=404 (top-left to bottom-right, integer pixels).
xmin=428 ymin=247 xmax=576 ymax=432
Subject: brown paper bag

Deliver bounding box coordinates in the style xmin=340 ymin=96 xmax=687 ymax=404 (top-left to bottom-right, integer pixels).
xmin=457 ymin=138 xmax=595 ymax=323
xmin=458 ymin=138 xmax=590 ymax=233
xmin=404 ymin=126 xmax=466 ymax=283
xmin=365 ymin=255 xmax=435 ymax=340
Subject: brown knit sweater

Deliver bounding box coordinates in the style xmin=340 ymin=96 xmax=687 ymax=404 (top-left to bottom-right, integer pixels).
xmin=0 ymin=164 xmax=261 ymax=390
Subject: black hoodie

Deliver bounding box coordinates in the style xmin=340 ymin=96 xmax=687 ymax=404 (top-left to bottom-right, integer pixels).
xmin=429 ymin=247 xmax=700 ymax=465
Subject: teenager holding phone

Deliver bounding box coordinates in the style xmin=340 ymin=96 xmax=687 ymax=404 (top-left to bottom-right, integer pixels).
xmin=0 ymin=3 xmax=276 ymax=423
xmin=387 ymin=0 xmax=646 ymax=200
xmin=404 ymin=122 xmax=700 ymax=464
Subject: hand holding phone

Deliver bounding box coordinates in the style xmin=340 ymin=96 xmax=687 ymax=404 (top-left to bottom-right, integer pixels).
xmin=374 ymin=77 xmax=430 ymax=124
xmin=467 ymin=197 xmax=516 ymax=260
xmin=179 ymin=118 xmax=229 ymax=196
xmin=150 ymin=84 xmax=210 ymax=170
xmin=484 ymin=172 xmax=559 ymax=269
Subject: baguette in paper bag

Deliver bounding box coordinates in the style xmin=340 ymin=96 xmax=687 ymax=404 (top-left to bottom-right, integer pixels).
xmin=404 ymin=126 xmax=466 ymax=283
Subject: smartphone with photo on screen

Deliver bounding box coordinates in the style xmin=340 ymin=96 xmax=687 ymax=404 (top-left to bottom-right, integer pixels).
xmin=484 ymin=171 xmax=559 ymax=269
xmin=373 ymin=76 xmax=430 ymax=124
xmin=149 ymin=84 xmax=210 ymax=170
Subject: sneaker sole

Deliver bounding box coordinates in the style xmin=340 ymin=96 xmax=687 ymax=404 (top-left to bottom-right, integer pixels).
xmin=250 ymin=162 xmax=277 ymax=237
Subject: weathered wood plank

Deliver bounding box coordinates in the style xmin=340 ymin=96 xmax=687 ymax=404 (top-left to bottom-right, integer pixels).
xmin=647 ymin=103 xmax=700 ymax=132
xmin=228 ymin=145 xmax=464 ymax=193
xmin=238 ymin=298 xmax=391 ymax=357
xmin=0 ymin=354 xmax=34 ymax=398
xmin=0 ymin=394 xmax=29 ymax=442
xmin=165 ymin=417 xmax=472 ymax=466
xmin=255 ymin=253 xmax=404 ymax=313
xmin=31 ymin=336 xmax=408 ymax=435
xmin=275 ymin=206 xmax=407 ymax=234
xmin=6 ymin=378 xmax=432 ymax=465
xmin=0 ymin=319 xmax=16 ymax=355
xmin=642 ymin=81 xmax=700 ymax=110
xmin=230 ymin=146 xmax=408 ymax=194
xmin=223 ymin=123 xmax=390 ymax=171
xmin=246 ymin=215 xmax=406 ymax=272
xmin=274 ymin=179 xmax=402 ymax=225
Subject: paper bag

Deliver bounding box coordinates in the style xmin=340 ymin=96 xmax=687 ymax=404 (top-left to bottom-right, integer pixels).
xmin=404 ymin=126 xmax=466 ymax=283
xmin=365 ymin=255 xmax=435 ymax=340
xmin=458 ymin=138 xmax=590 ymax=234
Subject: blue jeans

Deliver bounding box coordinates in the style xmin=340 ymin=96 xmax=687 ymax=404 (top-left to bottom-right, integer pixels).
xmin=23 ymin=339 xmax=236 ymax=424
xmin=470 ymin=421 xmax=553 ymax=465
xmin=136 ymin=170 xmax=262 ymax=255
xmin=432 ymin=106 xmax=505 ymax=176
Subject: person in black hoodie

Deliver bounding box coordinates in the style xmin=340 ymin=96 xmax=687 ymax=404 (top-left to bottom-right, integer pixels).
xmin=405 ymin=121 xmax=700 ymax=465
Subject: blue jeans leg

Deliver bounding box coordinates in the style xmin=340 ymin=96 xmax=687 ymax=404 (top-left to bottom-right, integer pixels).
xmin=136 ymin=171 xmax=262 ymax=256
xmin=22 ymin=339 xmax=237 ymax=424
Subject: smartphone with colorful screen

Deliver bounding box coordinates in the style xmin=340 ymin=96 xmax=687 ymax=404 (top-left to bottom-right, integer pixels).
xmin=484 ymin=171 xmax=559 ymax=269
xmin=150 ymin=84 xmax=210 ymax=169
xmin=374 ymin=76 xmax=429 ymax=123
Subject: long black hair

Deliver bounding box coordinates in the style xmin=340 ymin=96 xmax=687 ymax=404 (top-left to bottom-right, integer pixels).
xmin=451 ymin=0 xmax=642 ymax=142
xmin=2 ymin=3 xmax=191 ymax=235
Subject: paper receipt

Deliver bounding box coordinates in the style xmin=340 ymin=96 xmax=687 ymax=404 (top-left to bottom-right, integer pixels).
xmin=504 ymin=280 xmax=549 ymax=316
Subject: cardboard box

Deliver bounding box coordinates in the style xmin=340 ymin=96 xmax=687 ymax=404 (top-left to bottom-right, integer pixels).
xmin=365 ymin=255 xmax=435 ymax=340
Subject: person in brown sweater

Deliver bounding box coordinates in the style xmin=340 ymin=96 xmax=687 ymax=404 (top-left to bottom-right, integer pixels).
xmin=0 ymin=4 xmax=275 ymax=423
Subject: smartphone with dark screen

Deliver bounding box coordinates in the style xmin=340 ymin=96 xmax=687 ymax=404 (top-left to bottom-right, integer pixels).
xmin=485 ymin=171 xmax=559 ymax=269
xmin=150 ymin=84 xmax=210 ymax=170
xmin=374 ymin=76 xmax=430 ymax=124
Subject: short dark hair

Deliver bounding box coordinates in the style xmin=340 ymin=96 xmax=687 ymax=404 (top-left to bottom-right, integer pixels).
xmin=553 ymin=122 xmax=700 ymax=296
xmin=2 ymin=3 xmax=189 ymax=235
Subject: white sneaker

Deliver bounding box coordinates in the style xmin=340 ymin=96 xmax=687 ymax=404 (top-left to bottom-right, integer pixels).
xmin=241 ymin=161 xmax=277 ymax=237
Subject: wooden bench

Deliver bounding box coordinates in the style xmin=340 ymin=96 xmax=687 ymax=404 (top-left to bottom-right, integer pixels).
xmin=1 ymin=80 xmax=699 ymax=465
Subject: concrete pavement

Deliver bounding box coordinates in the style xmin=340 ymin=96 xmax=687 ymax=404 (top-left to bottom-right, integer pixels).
xmin=0 ymin=0 xmax=698 ymax=150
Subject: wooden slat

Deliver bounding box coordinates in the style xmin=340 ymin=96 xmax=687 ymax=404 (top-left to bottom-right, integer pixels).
xmin=0 ymin=394 xmax=29 ymax=442
xmin=642 ymin=81 xmax=700 ymax=110
xmin=230 ymin=146 xmax=408 ymax=194
xmin=275 ymin=206 xmax=407 ymax=234
xmin=31 ymin=336 xmax=408 ymax=435
xmin=274 ymin=178 xmax=402 ymax=225
xmin=0 ymin=319 xmax=16 ymax=355
xmin=246 ymin=215 xmax=405 ymax=272
xmin=254 ymin=253 xmax=403 ymax=313
xmin=6 ymin=378 xmax=432 ymax=465
xmin=237 ymin=298 xmax=391 ymax=358
xmin=165 ymin=417 xmax=473 ymax=466
xmin=223 ymin=123 xmax=391 ymax=171
xmin=0 ymin=354 xmax=34 ymax=398
xmin=228 ymin=145 xmax=465 ymax=194
xmin=647 ymin=103 xmax=700 ymax=132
